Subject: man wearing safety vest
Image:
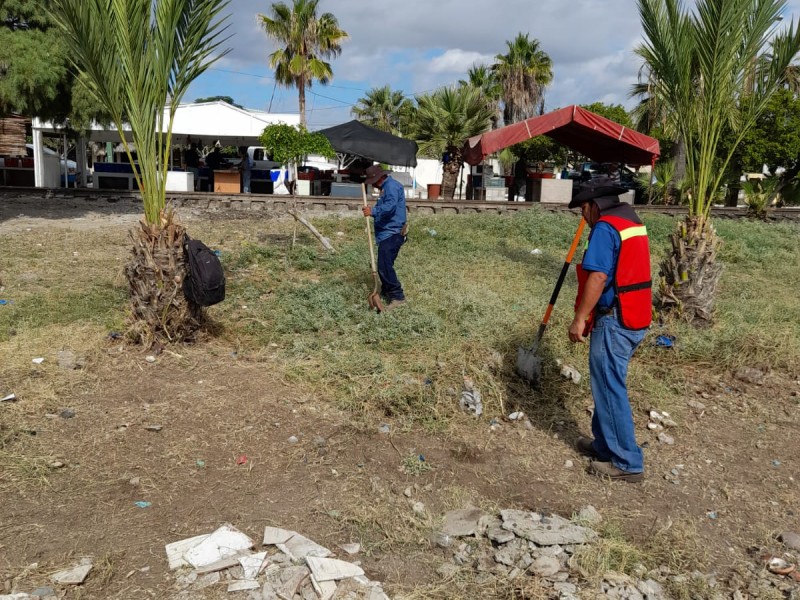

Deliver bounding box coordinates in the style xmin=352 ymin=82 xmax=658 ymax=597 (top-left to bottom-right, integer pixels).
xmin=568 ymin=182 xmax=652 ymax=483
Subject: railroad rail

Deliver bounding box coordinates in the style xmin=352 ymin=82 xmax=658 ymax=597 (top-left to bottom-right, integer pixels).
xmin=2 ymin=186 xmax=799 ymax=221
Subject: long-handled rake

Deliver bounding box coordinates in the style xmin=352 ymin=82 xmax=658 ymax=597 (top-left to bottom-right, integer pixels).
xmin=362 ymin=183 xmax=384 ymax=313
xmin=516 ymin=218 xmax=587 ymax=384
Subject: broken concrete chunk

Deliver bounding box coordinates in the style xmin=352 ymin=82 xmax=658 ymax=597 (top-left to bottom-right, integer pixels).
xmin=183 ymin=524 xmax=253 ymax=569
xmin=487 ymin=526 xmax=516 ymax=544
xmin=51 ymin=561 xmax=93 ymax=585
xmin=238 ymin=552 xmax=267 ymax=580
xmin=276 ymin=566 xmax=309 ymax=598
xmin=338 ymin=543 xmax=361 ymax=555
xmin=192 ymin=572 xmax=220 ymax=590
xmin=530 ymin=556 xmax=561 ymax=577
xmin=441 ymin=507 xmax=485 ymax=537
xmin=502 ymin=512 xmax=595 ymax=546
xmin=165 ymin=534 xmax=210 ymax=570
xmin=262 ymin=526 xmax=295 ymax=546
xmin=779 ymin=531 xmax=800 ymax=552
xmin=310 ymin=574 xmax=337 ymax=600
xmin=576 ymin=505 xmax=602 ymax=526
xmin=227 ymin=579 xmax=260 ymax=592
xmin=194 ymin=555 xmax=243 ymax=575
xmin=306 ymin=556 xmax=365 ymax=581
xmin=277 ymin=534 xmax=332 ymax=561
xmin=494 ymin=538 xmax=529 ymax=567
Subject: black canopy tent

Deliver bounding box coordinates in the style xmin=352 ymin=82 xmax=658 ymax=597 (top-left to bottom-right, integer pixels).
xmin=318 ymin=120 xmax=418 ymax=168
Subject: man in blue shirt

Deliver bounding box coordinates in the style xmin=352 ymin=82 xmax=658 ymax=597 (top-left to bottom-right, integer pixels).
xmin=361 ymin=165 xmax=408 ymax=311
xmin=568 ymin=179 xmax=651 ymax=483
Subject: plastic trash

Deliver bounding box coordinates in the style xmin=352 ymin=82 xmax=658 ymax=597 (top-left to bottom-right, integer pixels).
xmin=655 ymin=335 xmax=676 ymax=348
xmin=196 ymin=460 xmax=206 ymax=468
xmin=32 ymin=357 xmax=45 ymax=365
xmin=1 ymin=393 xmax=16 ymax=402
xmin=0 ymin=300 xmax=8 ymax=305
xmin=530 ymin=249 xmax=542 ymax=255
xmin=134 ymin=501 xmax=152 ymax=508
xmin=235 ymin=455 xmax=248 ymax=465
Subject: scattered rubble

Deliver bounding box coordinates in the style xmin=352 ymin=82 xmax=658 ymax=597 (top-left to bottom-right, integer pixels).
xmin=51 ymin=559 xmax=93 ymax=585
xmin=734 ymin=367 xmax=766 ymax=386
xmin=556 ymin=360 xmax=581 ymax=384
xmin=166 ymin=523 xmax=389 ymax=599
xmin=56 ymin=350 xmax=85 ymax=370
xmin=459 ymin=377 xmax=483 ymax=417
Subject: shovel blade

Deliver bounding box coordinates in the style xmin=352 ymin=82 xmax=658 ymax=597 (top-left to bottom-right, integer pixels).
xmin=516 ymin=346 xmax=542 ymax=384
xmin=368 ymin=291 xmax=384 ymax=313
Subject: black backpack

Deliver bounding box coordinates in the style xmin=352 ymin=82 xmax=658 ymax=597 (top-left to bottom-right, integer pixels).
xmin=183 ymin=235 xmax=225 ymax=306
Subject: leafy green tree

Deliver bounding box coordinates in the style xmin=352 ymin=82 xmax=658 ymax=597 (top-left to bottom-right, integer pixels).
xmin=413 ymin=86 xmax=494 ymax=199
xmin=259 ymin=0 xmax=348 ymax=128
xmin=635 ymin=0 xmax=800 ymax=324
xmin=492 ymin=33 xmax=553 ymax=125
xmin=581 ymin=102 xmax=633 ymax=128
xmin=53 ymin=0 xmax=230 ymax=345
xmin=195 ymin=95 xmax=243 ymax=108
xmin=351 ymin=86 xmax=410 ymax=135
xmin=259 ymin=123 xmax=334 ymax=167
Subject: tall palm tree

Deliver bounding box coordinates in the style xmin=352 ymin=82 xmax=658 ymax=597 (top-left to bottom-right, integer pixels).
xmin=351 ymin=85 xmax=408 ymax=135
xmin=459 ymin=64 xmax=503 ymax=128
xmin=636 ymin=0 xmax=800 ymax=324
xmin=413 ymin=86 xmax=494 ymax=199
xmin=260 ymin=0 xmax=348 ymax=128
xmin=52 ymin=0 xmax=229 ymax=346
xmin=492 ymin=33 xmax=553 ymax=125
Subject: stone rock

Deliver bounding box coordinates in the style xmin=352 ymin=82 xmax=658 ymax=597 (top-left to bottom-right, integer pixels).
xmin=487 ymin=526 xmax=516 ymax=544
xmin=687 ymin=400 xmax=706 ymax=411
xmin=637 ymin=578 xmax=666 ymax=599
xmin=657 ymin=432 xmax=675 ymax=445
xmin=501 ymin=510 xmax=595 ymax=546
xmin=605 ymin=585 xmax=644 ymax=600
xmin=553 ymin=582 xmax=578 ymax=594
xmin=59 ymin=408 xmax=76 ymax=419
xmin=412 ymin=502 xmax=426 ymax=515
xmin=441 ymin=507 xmax=485 ymax=537
xmin=530 ymin=556 xmax=561 ymax=577
xmin=494 ymin=538 xmax=529 ymax=566
xmin=735 ymin=367 xmax=765 ymax=385
xmin=31 ymin=588 xmax=55 ymax=598
xmin=779 ymin=530 xmax=800 ymax=551
xmin=576 ymin=505 xmax=602 ymax=525
xmin=477 ymin=514 xmax=502 ymax=535
xmin=51 ymin=561 xmax=93 ymax=585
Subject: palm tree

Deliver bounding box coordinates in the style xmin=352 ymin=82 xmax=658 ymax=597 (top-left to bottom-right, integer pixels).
xmin=52 ymin=0 xmax=229 ymax=346
xmin=352 ymin=85 xmax=408 ymax=135
xmin=459 ymin=64 xmax=503 ymax=128
xmin=492 ymin=33 xmax=553 ymax=125
xmin=260 ymin=0 xmax=348 ymax=128
xmin=635 ymin=0 xmax=800 ymax=324
xmin=413 ymin=86 xmax=494 ymax=199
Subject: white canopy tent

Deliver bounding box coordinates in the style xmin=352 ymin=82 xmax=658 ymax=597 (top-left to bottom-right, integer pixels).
xmin=30 ymin=101 xmax=300 ymax=187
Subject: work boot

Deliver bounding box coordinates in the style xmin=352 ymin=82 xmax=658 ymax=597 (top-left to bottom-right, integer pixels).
xmin=383 ymin=298 xmax=406 ymax=312
xmin=588 ymin=460 xmax=644 ymax=483
xmin=576 ymin=436 xmax=608 ymax=460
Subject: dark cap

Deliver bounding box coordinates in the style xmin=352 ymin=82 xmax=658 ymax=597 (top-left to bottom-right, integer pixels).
xmin=364 ymin=164 xmax=390 ymax=185
xmin=568 ymin=178 xmax=628 ymax=209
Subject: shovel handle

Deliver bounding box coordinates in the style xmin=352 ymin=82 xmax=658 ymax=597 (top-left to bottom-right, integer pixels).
xmin=530 ymin=218 xmax=586 ymax=348
xmin=362 ymin=184 xmax=378 ymax=272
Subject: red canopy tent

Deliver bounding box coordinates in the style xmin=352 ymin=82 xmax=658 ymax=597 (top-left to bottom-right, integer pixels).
xmin=463 ymin=105 xmax=660 ymax=167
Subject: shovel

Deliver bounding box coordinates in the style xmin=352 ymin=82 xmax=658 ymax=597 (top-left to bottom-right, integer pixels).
xmin=362 ymin=183 xmax=384 ymax=313
xmin=516 ymin=218 xmax=587 ymax=384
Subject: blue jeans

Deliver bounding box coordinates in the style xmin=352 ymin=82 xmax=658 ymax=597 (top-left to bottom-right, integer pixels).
xmin=377 ymin=234 xmax=405 ymax=301
xmin=589 ymin=312 xmax=647 ymax=473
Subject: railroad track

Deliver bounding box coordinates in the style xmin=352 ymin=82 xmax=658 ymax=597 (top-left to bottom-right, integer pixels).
xmin=2 ymin=186 xmax=800 ymax=221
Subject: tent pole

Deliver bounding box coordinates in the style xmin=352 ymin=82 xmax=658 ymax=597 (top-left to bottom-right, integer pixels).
xmin=63 ymin=134 xmax=69 ymax=188
xmin=458 ymin=161 xmax=464 ymax=200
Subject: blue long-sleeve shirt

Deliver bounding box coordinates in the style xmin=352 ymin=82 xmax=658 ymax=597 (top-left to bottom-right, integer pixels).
xmin=371 ymin=176 xmax=406 ymax=243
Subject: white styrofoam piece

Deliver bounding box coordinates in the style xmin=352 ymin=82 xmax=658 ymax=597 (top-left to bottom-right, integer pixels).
xmin=165 ymin=534 xmax=210 ymax=570
xmin=306 ymin=556 xmax=365 ymax=582
xmin=183 ymin=524 xmax=253 ymax=569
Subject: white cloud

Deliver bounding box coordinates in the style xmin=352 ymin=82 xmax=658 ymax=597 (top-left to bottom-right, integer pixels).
xmin=202 ymin=0 xmax=800 ymax=123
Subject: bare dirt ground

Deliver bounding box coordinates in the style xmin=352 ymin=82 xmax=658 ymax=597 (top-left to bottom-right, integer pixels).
xmin=0 ymin=199 xmax=798 ymax=599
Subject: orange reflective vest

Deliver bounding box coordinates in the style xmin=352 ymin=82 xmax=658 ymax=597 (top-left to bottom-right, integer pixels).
xmin=575 ymin=214 xmax=652 ymax=331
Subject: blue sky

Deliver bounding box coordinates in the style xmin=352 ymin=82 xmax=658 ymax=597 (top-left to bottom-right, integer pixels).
xmin=187 ymin=0 xmax=800 ymax=130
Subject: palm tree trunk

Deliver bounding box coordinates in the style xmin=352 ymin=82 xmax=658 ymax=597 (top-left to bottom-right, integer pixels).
xmin=298 ymin=79 xmax=307 ymax=129
xmin=124 ymin=211 xmax=204 ymax=347
xmin=658 ymin=216 xmax=723 ymax=325
xmin=441 ymin=149 xmax=462 ymax=199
